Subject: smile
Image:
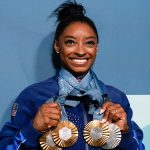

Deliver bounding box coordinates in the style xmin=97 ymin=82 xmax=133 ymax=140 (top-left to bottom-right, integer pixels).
xmin=71 ymin=58 xmax=88 ymax=64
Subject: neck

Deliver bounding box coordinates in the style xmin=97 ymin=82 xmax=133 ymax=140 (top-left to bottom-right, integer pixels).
xmin=60 ymin=67 xmax=90 ymax=81
xmin=67 ymin=69 xmax=89 ymax=79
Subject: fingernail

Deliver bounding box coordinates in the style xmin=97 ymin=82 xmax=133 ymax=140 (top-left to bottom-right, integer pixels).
xmin=60 ymin=110 xmax=62 ymax=115
xmin=106 ymin=121 xmax=109 ymax=125
xmin=100 ymin=109 xmax=104 ymax=114
xmin=101 ymin=118 xmax=106 ymax=123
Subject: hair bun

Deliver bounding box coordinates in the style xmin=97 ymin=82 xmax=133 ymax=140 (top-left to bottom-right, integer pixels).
xmin=53 ymin=0 xmax=86 ymax=22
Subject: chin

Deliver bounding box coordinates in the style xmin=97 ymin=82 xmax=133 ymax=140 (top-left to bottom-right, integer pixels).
xmin=69 ymin=68 xmax=89 ymax=76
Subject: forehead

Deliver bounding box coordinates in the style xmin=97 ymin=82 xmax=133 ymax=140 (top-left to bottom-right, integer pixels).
xmin=61 ymin=22 xmax=96 ymax=37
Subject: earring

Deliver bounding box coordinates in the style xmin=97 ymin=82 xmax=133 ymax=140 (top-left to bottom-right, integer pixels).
xmin=55 ymin=51 xmax=59 ymax=54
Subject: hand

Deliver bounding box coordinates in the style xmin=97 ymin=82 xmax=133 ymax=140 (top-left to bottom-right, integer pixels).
xmin=32 ymin=102 xmax=61 ymax=132
xmin=100 ymin=101 xmax=129 ymax=133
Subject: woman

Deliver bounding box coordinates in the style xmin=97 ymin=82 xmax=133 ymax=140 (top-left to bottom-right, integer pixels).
xmin=0 ymin=1 xmax=144 ymax=150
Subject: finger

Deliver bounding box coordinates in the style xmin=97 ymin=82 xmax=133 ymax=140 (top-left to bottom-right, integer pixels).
xmin=106 ymin=115 xmax=112 ymax=124
xmin=42 ymin=102 xmax=60 ymax=110
xmin=46 ymin=102 xmax=61 ymax=109
xmin=44 ymin=114 xmax=60 ymax=127
xmin=101 ymin=102 xmax=116 ymax=123
xmin=101 ymin=108 xmax=114 ymax=123
xmin=101 ymin=103 xmax=123 ymax=118
xmin=100 ymin=101 xmax=114 ymax=114
xmin=47 ymin=118 xmax=60 ymax=128
xmin=42 ymin=107 xmax=61 ymax=116
xmin=110 ymin=107 xmax=124 ymax=115
xmin=111 ymin=112 xmax=122 ymax=122
xmin=114 ymin=112 xmax=127 ymax=121
xmin=48 ymin=113 xmax=61 ymax=121
xmin=116 ymin=118 xmax=129 ymax=133
xmin=110 ymin=110 xmax=127 ymax=123
xmin=40 ymin=103 xmax=61 ymax=115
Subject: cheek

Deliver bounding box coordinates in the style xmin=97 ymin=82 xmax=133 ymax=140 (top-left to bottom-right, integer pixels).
xmin=59 ymin=49 xmax=70 ymax=63
xmin=60 ymin=46 xmax=76 ymax=56
xmin=88 ymin=48 xmax=97 ymax=57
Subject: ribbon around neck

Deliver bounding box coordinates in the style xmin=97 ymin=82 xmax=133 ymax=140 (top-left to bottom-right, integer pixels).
xmin=47 ymin=68 xmax=109 ymax=121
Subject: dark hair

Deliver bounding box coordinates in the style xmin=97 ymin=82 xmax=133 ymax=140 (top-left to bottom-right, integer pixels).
xmin=52 ymin=0 xmax=99 ymax=42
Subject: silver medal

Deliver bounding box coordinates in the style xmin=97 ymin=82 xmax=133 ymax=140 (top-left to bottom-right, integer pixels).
xmin=39 ymin=130 xmax=62 ymax=150
xmin=102 ymin=124 xmax=121 ymax=149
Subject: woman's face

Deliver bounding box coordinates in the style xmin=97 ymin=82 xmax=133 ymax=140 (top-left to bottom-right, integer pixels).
xmin=54 ymin=22 xmax=98 ymax=76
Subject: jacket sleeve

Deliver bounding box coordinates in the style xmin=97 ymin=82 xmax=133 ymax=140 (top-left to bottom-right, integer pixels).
xmin=131 ymin=121 xmax=145 ymax=150
xmin=0 ymin=89 xmax=42 ymax=150
xmin=110 ymin=89 xmax=145 ymax=150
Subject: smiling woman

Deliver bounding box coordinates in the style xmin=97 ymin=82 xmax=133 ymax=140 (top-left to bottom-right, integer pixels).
xmin=0 ymin=0 xmax=145 ymax=150
xmin=54 ymin=22 xmax=98 ymax=76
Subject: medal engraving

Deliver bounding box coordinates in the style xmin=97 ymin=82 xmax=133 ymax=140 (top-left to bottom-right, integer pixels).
xmin=90 ymin=126 xmax=103 ymax=140
xmin=59 ymin=127 xmax=72 ymax=141
xmin=46 ymin=134 xmax=56 ymax=147
xmin=83 ymin=120 xmax=110 ymax=147
xmin=102 ymin=124 xmax=121 ymax=149
xmin=52 ymin=121 xmax=78 ymax=147
xmin=39 ymin=130 xmax=62 ymax=150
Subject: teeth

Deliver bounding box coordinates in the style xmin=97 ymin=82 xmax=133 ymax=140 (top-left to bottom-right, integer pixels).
xmin=72 ymin=59 xmax=87 ymax=63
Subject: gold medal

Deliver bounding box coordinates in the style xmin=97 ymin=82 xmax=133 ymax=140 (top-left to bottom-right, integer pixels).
xmin=39 ymin=130 xmax=62 ymax=150
xmin=101 ymin=124 xmax=121 ymax=149
xmin=51 ymin=120 xmax=78 ymax=147
xmin=83 ymin=120 xmax=110 ymax=147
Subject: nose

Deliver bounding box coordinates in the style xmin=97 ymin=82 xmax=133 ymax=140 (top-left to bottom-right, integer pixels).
xmin=75 ymin=43 xmax=86 ymax=57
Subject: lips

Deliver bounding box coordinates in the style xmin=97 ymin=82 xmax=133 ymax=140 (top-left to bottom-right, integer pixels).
xmin=70 ymin=58 xmax=88 ymax=65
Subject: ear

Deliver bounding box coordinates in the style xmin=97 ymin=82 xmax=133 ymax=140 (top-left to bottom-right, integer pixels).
xmin=54 ymin=40 xmax=60 ymax=54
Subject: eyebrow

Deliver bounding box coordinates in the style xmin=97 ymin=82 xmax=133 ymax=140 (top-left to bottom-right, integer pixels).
xmin=85 ymin=36 xmax=97 ymax=40
xmin=64 ymin=36 xmax=76 ymax=39
xmin=64 ymin=35 xmax=97 ymax=40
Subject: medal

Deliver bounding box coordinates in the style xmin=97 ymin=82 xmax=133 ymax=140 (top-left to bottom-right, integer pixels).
xmin=39 ymin=130 xmax=62 ymax=150
xmin=51 ymin=120 xmax=78 ymax=147
xmin=83 ymin=120 xmax=110 ymax=147
xmin=101 ymin=124 xmax=121 ymax=149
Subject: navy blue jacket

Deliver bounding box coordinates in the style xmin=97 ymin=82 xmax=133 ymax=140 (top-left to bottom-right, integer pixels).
xmin=0 ymin=73 xmax=145 ymax=150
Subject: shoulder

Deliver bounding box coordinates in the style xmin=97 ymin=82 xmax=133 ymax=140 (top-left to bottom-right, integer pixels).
xmin=106 ymin=84 xmax=126 ymax=98
xmin=27 ymin=74 xmax=58 ymax=93
xmin=16 ymin=74 xmax=59 ymax=104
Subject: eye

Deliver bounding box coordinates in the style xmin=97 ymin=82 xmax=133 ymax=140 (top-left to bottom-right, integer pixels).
xmin=65 ymin=40 xmax=75 ymax=46
xmin=86 ymin=41 xmax=96 ymax=47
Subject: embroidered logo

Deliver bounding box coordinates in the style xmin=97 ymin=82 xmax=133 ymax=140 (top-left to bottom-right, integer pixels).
xmin=11 ymin=102 xmax=18 ymax=117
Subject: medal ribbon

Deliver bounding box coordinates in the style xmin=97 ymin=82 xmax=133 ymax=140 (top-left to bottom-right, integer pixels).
xmin=57 ymin=68 xmax=108 ymax=121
